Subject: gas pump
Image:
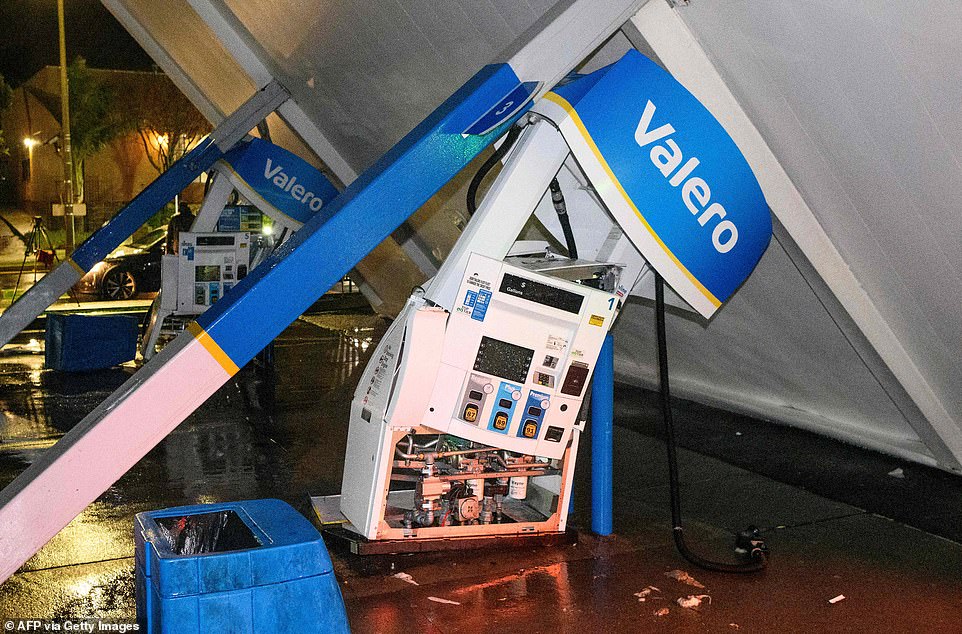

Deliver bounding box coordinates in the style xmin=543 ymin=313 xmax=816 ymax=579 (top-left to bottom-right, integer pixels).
xmin=313 ymin=51 xmax=773 ymax=552
xmin=326 ymin=251 xmax=621 ymax=545
xmin=175 ymin=231 xmax=252 ymax=311
xmin=141 ymin=139 xmax=339 ymax=358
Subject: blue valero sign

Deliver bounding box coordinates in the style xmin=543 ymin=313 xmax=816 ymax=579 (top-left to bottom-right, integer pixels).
xmin=217 ymin=137 xmax=340 ymax=227
xmin=532 ymin=51 xmax=771 ymax=317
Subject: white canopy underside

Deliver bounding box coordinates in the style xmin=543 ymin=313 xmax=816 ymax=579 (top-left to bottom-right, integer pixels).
xmin=101 ymin=0 xmax=962 ymax=471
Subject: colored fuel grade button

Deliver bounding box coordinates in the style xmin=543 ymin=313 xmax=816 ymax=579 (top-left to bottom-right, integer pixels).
xmin=463 ymin=403 xmax=479 ymax=423
xmin=493 ymin=411 xmax=509 ymax=430
xmin=522 ymin=420 xmax=539 ymax=438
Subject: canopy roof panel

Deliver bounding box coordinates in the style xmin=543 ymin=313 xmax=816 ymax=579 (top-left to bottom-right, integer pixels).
xmin=220 ymin=0 xmax=561 ymax=170
xmin=678 ymin=1 xmax=962 ymax=425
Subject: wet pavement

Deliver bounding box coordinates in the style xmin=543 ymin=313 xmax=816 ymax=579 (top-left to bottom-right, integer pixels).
xmin=0 ymin=310 xmax=961 ymax=631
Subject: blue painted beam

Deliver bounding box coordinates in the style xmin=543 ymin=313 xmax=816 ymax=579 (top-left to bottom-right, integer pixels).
xmin=196 ymin=63 xmax=530 ymax=367
xmin=591 ymin=333 xmax=615 ymax=536
xmin=0 ymin=82 xmax=288 ymax=350
xmin=0 ymin=139 xmax=226 ymax=350
xmin=70 ymin=139 xmax=223 ymax=271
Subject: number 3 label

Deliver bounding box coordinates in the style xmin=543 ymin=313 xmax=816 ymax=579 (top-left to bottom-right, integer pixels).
xmin=494 ymin=100 xmax=515 ymax=117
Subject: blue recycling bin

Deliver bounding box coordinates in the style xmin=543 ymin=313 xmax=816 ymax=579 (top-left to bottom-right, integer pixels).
xmin=135 ymin=499 xmax=349 ymax=634
xmin=45 ymin=312 xmax=138 ymax=371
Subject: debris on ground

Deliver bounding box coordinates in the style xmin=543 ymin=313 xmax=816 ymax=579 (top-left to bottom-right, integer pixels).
xmin=654 ymin=607 xmax=670 ymax=617
xmin=729 ymin=624 xmax=740 ymax=630
xmin=634 ymin=586 xmax=661 ymax=602
xmin=828 ymin=594 xmax=846 ymax=604
xmin=888 ymin=467 xmax=905 ymax=479
xmin=677 ymin=594 xmax=711 ymax=609
xmin=665 ymin=570 xmax=706 ymax=588
xmin=392 ymin=572 xmax=419 ymax=585
xmin=428 ymin=596 xmax=461 ymax=605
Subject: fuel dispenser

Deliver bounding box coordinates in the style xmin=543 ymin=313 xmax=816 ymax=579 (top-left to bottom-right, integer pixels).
xmin=141 ymin=139 xmax=339 ymax=358
xmin=330 ymin=252 xmax=621 ymax=544
xmin=176 ymin=232 xmax=251 ymax=312
xmin=313 ymin=51 xmax=772 ymax=557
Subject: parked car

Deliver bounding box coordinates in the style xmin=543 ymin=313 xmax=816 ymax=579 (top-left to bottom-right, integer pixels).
xmin=74 ymin=227 xmax=166 ymax=300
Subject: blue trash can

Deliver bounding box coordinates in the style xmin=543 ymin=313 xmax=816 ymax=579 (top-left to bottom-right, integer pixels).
xmin=45 ymin=312 xmax=138 ymax=371
xmin=135 ymin=499 xmax=349 ymax=633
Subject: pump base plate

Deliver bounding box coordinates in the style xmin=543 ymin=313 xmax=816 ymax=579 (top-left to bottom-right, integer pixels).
xmin=322 ymin=523 xmax=578 ymax=555
xmin=310 ymin=494 xmax=578 ymax=555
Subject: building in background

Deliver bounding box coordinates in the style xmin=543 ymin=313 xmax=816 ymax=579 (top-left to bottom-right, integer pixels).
xmin=2 ymin=65 xmax=209 ymax=234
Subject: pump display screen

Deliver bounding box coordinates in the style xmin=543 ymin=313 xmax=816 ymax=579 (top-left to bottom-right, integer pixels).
xmin=195 ymin=265 xmax=221 ymax=282
xmin=499 ymin=273 xmax=584 ymax=314
xmin=473 ymin=336 xmax=533 ymax=383
xmin=196 ymin=235 xmax=236 ymax=247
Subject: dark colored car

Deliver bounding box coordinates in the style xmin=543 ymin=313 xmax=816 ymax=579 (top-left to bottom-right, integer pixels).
xmin=74 ymin=227 xmax=166 ymax=300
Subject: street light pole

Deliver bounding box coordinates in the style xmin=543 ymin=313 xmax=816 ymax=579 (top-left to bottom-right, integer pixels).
xmin=57 ymin=0 xmax=76 ymax=254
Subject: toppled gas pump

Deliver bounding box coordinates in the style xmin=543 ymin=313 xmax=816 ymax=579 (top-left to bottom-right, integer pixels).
xmin=313 ymin=51 xmax=772 ymax=553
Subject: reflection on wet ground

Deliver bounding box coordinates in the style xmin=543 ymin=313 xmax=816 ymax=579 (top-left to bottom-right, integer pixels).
xmin=0 ymin=313 xmax=382 ymax=620
xmin=1 ymin=310 xmax=962 ymax=631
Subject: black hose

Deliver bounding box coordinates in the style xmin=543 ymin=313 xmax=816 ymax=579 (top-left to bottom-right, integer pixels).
xmin=549 ymin=179 xmax=578 ymax=260
xmin=466 ymin=126 xmax=524 ymax=216
xmin=656 ymin=273 xmax=768 ymax=573
xmin=203 ymin=171 xmax=214 ymax=198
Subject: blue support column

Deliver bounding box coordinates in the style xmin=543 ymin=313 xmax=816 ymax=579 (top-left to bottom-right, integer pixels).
xmin=591 ymin=333 xmax=614 ymax=535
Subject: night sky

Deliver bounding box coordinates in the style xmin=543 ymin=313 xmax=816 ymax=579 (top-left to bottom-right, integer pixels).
xmin=0 ymin=0 xmax=154 ymax=87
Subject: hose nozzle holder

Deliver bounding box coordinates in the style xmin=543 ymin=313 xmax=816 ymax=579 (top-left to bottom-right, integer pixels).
xmin=734 ymin=525 xmax=768 ymax=562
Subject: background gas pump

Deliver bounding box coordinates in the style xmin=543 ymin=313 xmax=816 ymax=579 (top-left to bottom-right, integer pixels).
xmin=141 ymin=139 xmax=339 ymax=358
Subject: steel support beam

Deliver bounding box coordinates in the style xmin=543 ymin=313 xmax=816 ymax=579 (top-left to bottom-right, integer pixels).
xmin=100 ymin=0 xmax=224 ymax=124
xmin=185 ymin=0 xmax=358 ymax=185
xmin=502 ymin=0 xmax=651 ymax=94
xmin=0 ymin=81 xmax=288 ymax=349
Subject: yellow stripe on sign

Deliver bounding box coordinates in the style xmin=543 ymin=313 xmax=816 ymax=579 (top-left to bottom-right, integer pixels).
xmin=187 ymin=321 xmax=241 ymax=376
xmin=66 ymin=258 xmax=87 ymax=276
xmin=542 ymin=92 xmax=721 ymax=309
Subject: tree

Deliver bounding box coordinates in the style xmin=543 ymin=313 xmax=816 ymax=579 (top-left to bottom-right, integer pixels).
xmin=0 ymin=73 xmax=12 ymax=158
xmin=27 ymin=57 xmax=130 ymax=201
xmin=113 ymin=71 xmax=211 ymax=175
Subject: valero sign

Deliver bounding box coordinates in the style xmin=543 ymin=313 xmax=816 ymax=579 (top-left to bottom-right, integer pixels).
xmin=218 ymin=137 xmax=339 ymax=227
xmin=532 ymin=50 xmax=771 ymax=317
